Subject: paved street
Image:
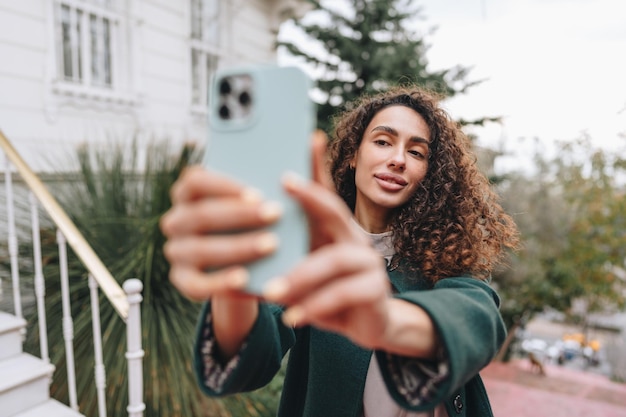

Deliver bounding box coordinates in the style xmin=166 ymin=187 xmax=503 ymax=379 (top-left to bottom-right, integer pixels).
xmin=482 ymin=359 xmax=626 ymax=417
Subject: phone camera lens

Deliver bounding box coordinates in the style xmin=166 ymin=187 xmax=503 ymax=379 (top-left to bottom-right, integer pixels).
xmin=239 ymin=91 xmax=252 ymax=107
xmin=219 ymin=104 xmax=231 ymax=120
xmin=219 ymin=79 xmax=231 ymax=96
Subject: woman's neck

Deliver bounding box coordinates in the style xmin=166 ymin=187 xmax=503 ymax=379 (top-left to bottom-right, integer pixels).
xmin=353 ymin=210 xmax=390 ymax=234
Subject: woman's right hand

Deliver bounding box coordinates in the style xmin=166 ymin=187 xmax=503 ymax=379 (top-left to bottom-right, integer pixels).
xmin=160 ymin=166 xmax=283 ymax=301
xmin=160 ymin=166 xmax=283 ymax=358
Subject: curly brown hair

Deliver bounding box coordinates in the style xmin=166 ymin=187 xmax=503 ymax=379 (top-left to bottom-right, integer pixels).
xmin=328 ymin=86 xmax=519 ymax=283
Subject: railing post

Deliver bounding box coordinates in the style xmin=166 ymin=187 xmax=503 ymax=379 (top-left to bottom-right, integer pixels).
xmin=4 ymin=154 xmax=23 ymax=322
xmin=57 ymin=229 xmax=79 ymax=411
xmin=124 ymin=278 xmax=145 ymax=417
xmin=30 ymin=192 xmax=50 ymax=363
xmin=89 ymin=274 xmax=107 ymax=417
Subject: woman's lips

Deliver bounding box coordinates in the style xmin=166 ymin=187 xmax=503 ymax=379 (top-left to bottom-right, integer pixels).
xmin=374 ymin=173 xmax=408 ymax=190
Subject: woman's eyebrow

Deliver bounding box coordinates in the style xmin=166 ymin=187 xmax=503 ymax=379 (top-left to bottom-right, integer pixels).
xmin=410 ymin=136 xmax=430 ymax=146
xmin=371 ymin=125 xmax=397 ymax=136
xmin=371 ymin=125 xmax=430 ymax=145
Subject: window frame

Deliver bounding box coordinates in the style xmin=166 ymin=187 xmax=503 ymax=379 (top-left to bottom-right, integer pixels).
xmin=50 ymin=0 xmax=135 ymax=104
xmin=189 ymin=0 xmax=222 ymax=113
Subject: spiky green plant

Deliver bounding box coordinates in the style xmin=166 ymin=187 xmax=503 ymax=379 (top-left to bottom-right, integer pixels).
xmin=21 ymin=139 xmax=282 ymax=416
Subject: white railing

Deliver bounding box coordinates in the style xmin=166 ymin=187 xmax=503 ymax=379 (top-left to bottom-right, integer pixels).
xmin=0 ymin=130 xmax=145 ymax=417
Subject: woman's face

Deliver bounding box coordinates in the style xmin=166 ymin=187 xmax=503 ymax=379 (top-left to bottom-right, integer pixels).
xmin=352 ymin=105 xmax=430 ymax=230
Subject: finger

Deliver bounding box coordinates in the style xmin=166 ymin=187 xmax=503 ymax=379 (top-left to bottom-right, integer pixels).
xmin=171 ymin=166 xmax=251 ymax=204
xmin=164 ymin=231 xmax=279 ymax=269
xmin=282 ymin=269 xmax=389 ymax=329
xmin=160 ymin=197 xmax=283 ymax=236
xmin=263 ymin=243 xmax=383 ymax=304
xmin=310 ymin=130 xmax=334 ymax=191
xmin=169 ymin=265 xmax=251 ymax=302
xmin=282 ymin=174 xmax=363 ymax=244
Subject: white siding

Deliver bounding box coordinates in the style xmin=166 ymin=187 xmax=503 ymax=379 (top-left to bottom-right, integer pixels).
xmin=0 ymin=3 xmax=47 ymax=50
xmin=0 ymin=0 xmax=308 ymax=171
xmin=139 ymin=0 xmax=188 ymax=136
xmin=0 ymin=42 xmax=44 ymax=81
xmin=0 ymin=0 xmax=49 ymax=156
xmin=228 ymin=0 xmax=277 ymax=64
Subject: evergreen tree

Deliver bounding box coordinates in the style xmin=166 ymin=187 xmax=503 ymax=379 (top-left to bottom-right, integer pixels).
xmin=278 ymin=0 xmax=487 ymax=133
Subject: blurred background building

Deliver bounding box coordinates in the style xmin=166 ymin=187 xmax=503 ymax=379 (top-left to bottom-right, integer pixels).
xmin=0 ymin=0 xmax=310 ymax=169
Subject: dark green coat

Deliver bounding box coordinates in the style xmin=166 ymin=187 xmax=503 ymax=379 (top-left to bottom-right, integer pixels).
xmin=194 ymin=269 xmax=506 ymax=417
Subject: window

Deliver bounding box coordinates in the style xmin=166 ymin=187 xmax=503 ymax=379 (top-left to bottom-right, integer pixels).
xmin=53 ymin=0 xmax=127 ymax=96
xmin=191 ymin=49 xmax=218 ymax=106
xmin=190 ymin=0 xmax=221 ymax=108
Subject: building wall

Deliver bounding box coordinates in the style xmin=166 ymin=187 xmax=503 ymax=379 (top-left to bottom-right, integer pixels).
xmin=0 ymin=0 xmax=307 ymax=170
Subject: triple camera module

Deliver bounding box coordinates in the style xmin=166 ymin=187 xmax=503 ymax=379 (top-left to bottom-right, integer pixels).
xmin=217 ymin=74 xmax=253 ymax=121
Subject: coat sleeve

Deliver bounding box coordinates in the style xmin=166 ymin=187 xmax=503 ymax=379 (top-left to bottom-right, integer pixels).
xmin=193 ymin=302 xmax=295 ymax=396
xmin=375 ymin=276 xmax=506 ymax=411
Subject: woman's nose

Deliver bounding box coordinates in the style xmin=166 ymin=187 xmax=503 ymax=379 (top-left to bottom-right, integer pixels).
xmin=388 ymin=150 xmax=406 ymax=170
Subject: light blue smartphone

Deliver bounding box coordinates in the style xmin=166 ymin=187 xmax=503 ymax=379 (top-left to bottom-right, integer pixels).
xmin=203 ymin=65 xmax=314 ymax=294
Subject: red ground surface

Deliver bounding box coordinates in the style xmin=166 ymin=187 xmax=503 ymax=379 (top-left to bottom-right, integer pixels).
xmin=482 ymin=359 xmax=626 ymax=417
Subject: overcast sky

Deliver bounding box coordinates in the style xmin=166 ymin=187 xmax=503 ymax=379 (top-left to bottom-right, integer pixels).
xmin=417 ymin=0 xmax=626 ymax=170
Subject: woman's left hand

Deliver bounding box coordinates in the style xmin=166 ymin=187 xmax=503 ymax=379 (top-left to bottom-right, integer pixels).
xmin=263 ymin=172 xmax=394 ymax=350
xmin=261 ymin=132 xmax=391 ymax=350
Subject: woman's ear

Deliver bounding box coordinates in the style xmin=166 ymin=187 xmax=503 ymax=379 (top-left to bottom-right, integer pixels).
xmin=311 ymin=130 xmax=334 ymax=191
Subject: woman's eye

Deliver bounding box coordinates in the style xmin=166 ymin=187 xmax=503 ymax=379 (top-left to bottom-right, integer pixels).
xmin=374 ymin=139 xmax=389 ymax=146
xmin=409 ymin=150 xmax=424 ymax=158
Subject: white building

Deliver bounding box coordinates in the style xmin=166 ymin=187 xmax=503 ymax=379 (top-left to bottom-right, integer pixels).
xmin=0 ymin=0 xmax=310 ymax=169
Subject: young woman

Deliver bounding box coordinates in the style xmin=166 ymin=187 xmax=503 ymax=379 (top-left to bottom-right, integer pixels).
xmin=160 ymin=86 xmax=519 ymax=417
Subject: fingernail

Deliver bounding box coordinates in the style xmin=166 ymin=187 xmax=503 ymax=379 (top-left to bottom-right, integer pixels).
xmin=263 ymin=278 xmax=288 ymax=299
xmin=255 ymin=233 xmax=279 ymax=254
xmin=258 ymin=201 xmax=283 ymax=222
xmin=228 ymin=267 xmax=249 ymax=288
xmin=282 ymin=306 xmax=305 ymax=327
xmin=241 ymin=187 xmax=263 ymax=202
xmin=282 ymin=171 xmax=307 ymax=191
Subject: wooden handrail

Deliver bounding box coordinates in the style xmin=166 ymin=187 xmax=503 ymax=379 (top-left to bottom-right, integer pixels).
xmin=0 ymin=130 xmax=129 ymax=320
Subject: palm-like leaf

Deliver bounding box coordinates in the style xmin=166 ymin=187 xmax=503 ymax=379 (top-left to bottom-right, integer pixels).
xmin=20 ymin=140 xmax=281 ymax=416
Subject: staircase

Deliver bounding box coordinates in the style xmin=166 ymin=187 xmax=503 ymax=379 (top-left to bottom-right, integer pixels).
xmin=0 ymin=311 xmax=83 ymax=417
xmin=0 ymin=131 xmax=145 ymax=417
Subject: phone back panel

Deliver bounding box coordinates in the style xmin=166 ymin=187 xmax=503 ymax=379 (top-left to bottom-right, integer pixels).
xmin=204 ymin=65 xmax=314 ymax=293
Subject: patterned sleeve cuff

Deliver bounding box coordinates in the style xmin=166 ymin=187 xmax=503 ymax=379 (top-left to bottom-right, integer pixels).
xmin=383 ymin=343 xmax=449 ymax=407
xmin=197 ymin=311 xmax=245 ymax=393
